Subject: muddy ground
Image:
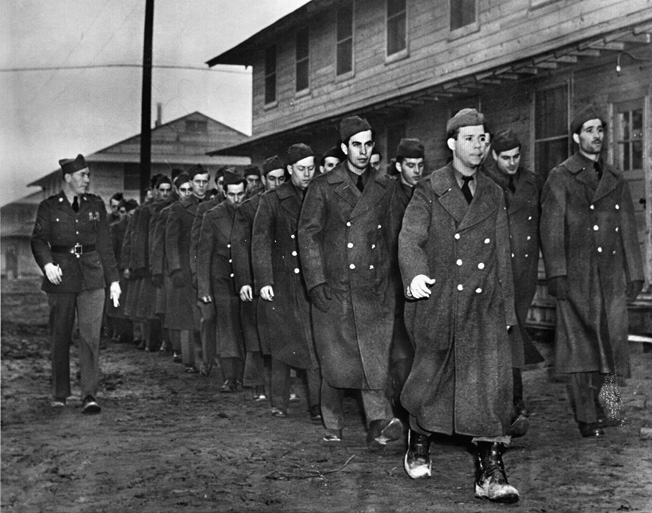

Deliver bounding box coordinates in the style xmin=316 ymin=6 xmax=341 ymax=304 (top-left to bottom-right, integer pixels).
xmin=2 ymin=276 xmax=652 ymax=513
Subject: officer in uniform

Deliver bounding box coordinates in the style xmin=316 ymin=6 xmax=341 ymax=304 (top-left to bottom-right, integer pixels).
xmin=31 ymin=154 xmax=120 ymax=413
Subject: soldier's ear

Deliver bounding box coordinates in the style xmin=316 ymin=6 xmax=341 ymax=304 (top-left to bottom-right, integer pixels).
xmin=340 ymin=143 xmax=349 ymax=156
xmin=572 ymin=133 xmax=580 ymax=145
xmin=446 ymin=137 xmax=456 ymax=152
xmin=491 ymin=150 xmax=498 ymax=161
xmin=395 ymin=161 xmax=402 ymax=174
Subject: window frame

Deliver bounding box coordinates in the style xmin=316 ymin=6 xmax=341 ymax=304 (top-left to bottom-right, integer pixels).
xmin=533 ymin=82 xmax=570 ymax=181
xmin=295 ymin=26 xmax=310 ymax=94
xmin=448 ymin=0 xmax=480 ymax=40
xmin=264 ymin=45 xmax=277 ymax=107
xmin=336 ymin=1 xmax=355 ymax=79
xmin=385 ymin=0 xmax=408 ymax=63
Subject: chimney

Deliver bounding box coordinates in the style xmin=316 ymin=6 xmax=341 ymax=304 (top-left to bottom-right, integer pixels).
xmin=155 ymin=102 xmax=162 ymax=127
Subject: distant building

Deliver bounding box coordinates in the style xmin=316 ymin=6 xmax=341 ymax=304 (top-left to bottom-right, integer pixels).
xmin=1 ymin=191 xmax=43 ymax=277
xmin=206 ymin=0 xmax=652 ymax=331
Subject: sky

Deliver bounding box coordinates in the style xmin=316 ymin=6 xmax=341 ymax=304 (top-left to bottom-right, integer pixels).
xmin=0 ymin=0 xmax=310 ymax=206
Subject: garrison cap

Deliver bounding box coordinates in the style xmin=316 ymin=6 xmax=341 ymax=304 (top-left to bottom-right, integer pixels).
xmin=171 ymin=168 xmax=184 ymax=181
xmin=446 ymin=108 xmax=485 ymax=134
xmin=396 ymin=138 xmax=425 ymax=159
xmin=155 ymin=175 xmax=172 ymax=188
xmin=340 ymin=116 xmax=372 ymax=141
xmin=243 ymin=165 xmax=261 ymax=177
xmin=570 ymin=105 xmax=606 ymax=135
xmin=262 ymin=155 xmax=284 ymax=175
xmin=492 ymin=129 xmax=521 ymax=154
xmin=223 ymin=170 xmax=246 ymax=188
xmin=287 ymin=143 xmax=314 ymax=165
xmin=125 ymin=199 xmax=139 ymax=211
xmin=59 ymin=154 xmax=88 ymax=176
xmin=188 ymin=164 xmax=208 ymax=179
xmin=173 ymin=173 xmax=191 ymax=188
xmin=320 ymin=146 xmax=345 ymax=164
xmin=150 ymin=173 xmax=164 ymax=189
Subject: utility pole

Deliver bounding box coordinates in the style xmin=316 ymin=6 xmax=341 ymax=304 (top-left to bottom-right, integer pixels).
xmin=139 ymin=0 xmax=154 ymax=202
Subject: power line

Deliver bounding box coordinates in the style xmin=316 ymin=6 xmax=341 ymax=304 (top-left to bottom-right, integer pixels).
xmin=1 ymin=64 xmax=249 ymax=74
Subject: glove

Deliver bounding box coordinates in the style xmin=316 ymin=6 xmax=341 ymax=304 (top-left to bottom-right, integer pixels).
xmin=626 ymin=280 xmax=644 ymax=301
xmin=547 ymin=276 xmax=568 ymax=300
xmin=151 ymin=274 xmax=163 ymax=288
xmin=309 ymin=283 xmax=332 ymax=313
xmin=171 ymin=269 xmax=185 ymax=288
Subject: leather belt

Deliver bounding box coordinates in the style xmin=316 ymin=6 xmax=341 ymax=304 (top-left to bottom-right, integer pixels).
xmin=51 ymin=243 xmax=96 ymax=257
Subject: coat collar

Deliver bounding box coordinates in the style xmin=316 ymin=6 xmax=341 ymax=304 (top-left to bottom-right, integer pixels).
xmin=482 ymin=162 xmax=539 ymax=213
xmin=55 ymin=190 xmax=90 ymax=216
xmin=564 ymin=152 xmax=620 ymax=202
xmin=213 ymin=200 xmax=236 ymax=240
xmin=275 ymin=182 xmax=303 ymax=219
xmin=326 ymin=163 xmax=389 ymax=218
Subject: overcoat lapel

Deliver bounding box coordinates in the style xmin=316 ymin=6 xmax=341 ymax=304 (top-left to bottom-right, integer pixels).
xmin=215 ymin=203 xmax=235 ymax=240
xmin=431 ymin=165 xmax=467 ymax=225
xmin=330 ymin=166 xmax=358 ymax=209
xmin=457 ymin=171 xmax=496 ymax=231
xmin=350 ymin=169 xmax=387 ymax=219
xmin=54 ymin=191 xmax=76 ymax=218
xmin=509 ymin=173 xmax=535 ymax=214
xmin=277 ymin=183 xmax=301 ymax=221
xmin=593 ymin=166 xmax=620 ymax=203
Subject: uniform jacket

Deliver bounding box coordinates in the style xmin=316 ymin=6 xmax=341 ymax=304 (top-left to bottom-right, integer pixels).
xmin=31 ymin=191 xmax=119 ymax=293
xmin=483 ymin=161 xmax=544 ymax=367
xmin=298 ymin=163 xmax=400 ymax=389
xmin=540 ymin=153 xmax=644 ymax=376
xmin=399 ymin=163 xmax=516 ymax=437
xmin=129 ymin=200 xmax=154 ymax=273
xmin=149 ymin=198 xmax=175 ymax=276
xmin=189 ymin=196 xmax=221 ymax=281
xmin=252 ymin=183 xmax=318 ymax=369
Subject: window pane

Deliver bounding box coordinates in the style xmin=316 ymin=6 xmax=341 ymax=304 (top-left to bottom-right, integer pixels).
xmin=265 ymin=74 xmax=276 ymax=104
xmin=451 ymin=0 xmax=476 ymax=30
xmin=535 ymin=86 xmax=568 ymax=139
xmin=387 ymin=0 xmax=405 ymax=18
xmin=633 ymin=140 xmax=642 ymax=169
xmin=337 ymin=39 xmax=353 ymax=75
xmin=535 ymin=139 xmax=568 ymax=180
xmin=265 ymin=46 xmax=276 ymax=75
xmin=337 ymin=5 xmax=353 ymax=41
xmin=296 ymin=60 xmax=309 ymax=91
xmin=387 ymin=12 xmax=406 ymax=55
xmin=632 ymin=108 xmax=643 ymax=131
xmin=296 ymin=28 xmax=309 ymax=60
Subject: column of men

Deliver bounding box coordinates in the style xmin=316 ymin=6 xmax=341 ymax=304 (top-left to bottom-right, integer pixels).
xmin=33 ymin=105 xmax=644 ymax=506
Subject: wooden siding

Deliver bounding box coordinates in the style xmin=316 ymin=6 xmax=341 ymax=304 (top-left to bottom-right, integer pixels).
xmin=245 ymin=0 xmax=652 ymax=138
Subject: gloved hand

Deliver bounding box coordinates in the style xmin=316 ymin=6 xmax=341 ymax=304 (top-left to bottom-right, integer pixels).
xmin=151 ymin=273 xmax=163 ymax=288
xmin=626 ymin=280 xmax=644 ymax=301
xmin=171 ymin=269 xmax=185 ymax=288
xmin=309 ymin=283 xmax=332 ymax=313
xmin=547 ymin=276 xmax=568 ymax=300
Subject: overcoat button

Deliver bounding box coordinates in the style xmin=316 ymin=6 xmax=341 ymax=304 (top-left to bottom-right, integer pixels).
xmin=347 ymin=243 xmax=353 ymax=248
xmin=615 ymin=227 xmax=619 ymax=232
xmin=478 ymin=263 xmax=485 ymax=269
xmin=457 ymin=284 xmax=463 ymax=291
xmin=456 ymin=259 xmax=462 ymax=266
xmin=597 ymin=247 xmax=603 ymax=253
xmin=593 ymin=225 xmax=599 ymax=231
xmin=454 ymin=233 xmax=460 ymax=240
xmin=349 ymin=263 xmax=355 ymax=270
xmin=292 ymin=251 xmax=297 ymax=256
xmin=475 ymin=288 xmax=482 ymax=294
xmin=294 ymin=268 xmax=300 ymax=274
xmin=484 ymin=238 xmax=490 ymax=244
xmin=371 ymin=244 xmax=375 ymax=249
xmin=590 ymin=205 xmax=595 ymax=210
xmin=346 ymin=222 xmax=351 ymax=226
xmin=369 ymin=265 xmax=374 ymax=270
xmin=291 ymin=234 xmax=295 ymax=239
xmin=377 ymin=224 xmax=382 ymax=229
xmin=615 ymin=204 xmax=620 ymax=210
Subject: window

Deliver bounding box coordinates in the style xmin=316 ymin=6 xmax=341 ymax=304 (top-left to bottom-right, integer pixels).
xmin=265 ymin=46 xmax=277 ymax=104
xmin=185 ymin=120 xmax=207 ymax=134
xmin=296 ymin=28 xmax=310 ymax=92
xmin=337 ymin=3 xmax=353 ymax=76
xmin=615 ymin=104 xmax=643 ymax=173
xmin=124 ymin=163 xmax=140 ymax=191
xmin=450 ymin=0 xmax=476 ymax=30
xmin=534 ymin=84 xmax=569 ymax=180
xmin=387 ymin=0 xmax=406 ymax=57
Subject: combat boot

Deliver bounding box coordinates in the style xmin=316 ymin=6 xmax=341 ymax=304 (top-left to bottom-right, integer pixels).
xmin=474 ymin=442 xmax=519 ymax=503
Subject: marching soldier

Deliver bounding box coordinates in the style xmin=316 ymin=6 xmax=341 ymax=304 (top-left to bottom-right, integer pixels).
xmin=319 ymin=146 xmax=344 ymax=174
xmin=31 ymin=154 xmax=120 ymax=413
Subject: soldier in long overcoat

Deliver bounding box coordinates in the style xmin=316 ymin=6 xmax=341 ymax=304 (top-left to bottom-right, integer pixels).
xmin=31 ymin=154 xmax=120 ymax=413
xmin=298 ymin=116 xmax=403 ymax=447
xmin=483 ymin=129 xmax=545 ymax=435
xmin=253 ymin=145 xmax=321 ymax=419
xmin=197 ymin=171 xmax=247 ymax=392
xmin=399 ymin=109 xmax=519 ymax=503
xmin=166 ymin=167 xmax=208 ymax=372
xmin=540 ymin=105 xmax=644 ymax=438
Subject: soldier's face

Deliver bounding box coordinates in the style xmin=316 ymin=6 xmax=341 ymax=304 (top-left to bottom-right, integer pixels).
xmin=448 ymin=125 xmax=488 ymax=172
xmin=225 ymin=183 xmax=246 ymax=205
xmin=110 ymin=199 xmax=120 ymax=213
xmin=321 ymin=157 xmax=340 ymax=173
xmin=493 ymin=147 xmax=521 ymax=176
xmin=157 ymin=183 xmax=172 ymax=199
xmin=192 ymin=173 xmax=210 ymax=198
xmin=118 ymin=207 xmax=127 ymax=220
xmin=573 ymin=119 xmax=604 ymax=155
xmin=342 ymin=130 xmax=374 ymax=171
xmin=265 ymin=169 xmax=285 ymax=191
xmin=65 ymin=168 xmax=90 ymax=195
xmin=178 ymin=183 xmax=193 ymax=200
xmin=217 ymin=176 xmax=225 ymax=196
xmin=288 ymin=157 xmax=316 ymax=190
xmin=370 ymin=153 xmax=381 ymax=170
xmin=246 ymin=174 xmax=261 ymax=190
xmin=396 ymin=158 xmax=424 ymax=187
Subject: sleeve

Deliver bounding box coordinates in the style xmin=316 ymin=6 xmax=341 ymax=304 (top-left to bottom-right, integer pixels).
xmin=619 ymin=180 xmax=645 ymax=284
xmin=150 ymin=206 xmax=168 ymax=276
xmin=297 ymin=181 xmax=328 ymax=291
xmin=189 ymin=204 xmax=205 ymax=280
xmin=398 ymin=181 xmax=433 ymax=296
xmin=165 ymin=205 xmax=182 ymax=274
xmin=540 ymin=167 xmax=568 ymax=279
xmin=30 ymin=200 xmax=53 ymax=271
xmin=94 ymin=197 xmax=120 ymax=285
xmin=121 ymin=216 xmax=134 ymax=271
xmin=131 ymin=207 xmax=148 ymax=271
xmin=196 ymin=211 xmax=215 ymax=299
xmin=231 ymin=203 xmax=254 ymax=291
xmin=251 ymin=194 xmax=276 ymax=293
xmin=495 ymin=192 xmax=518 ymax=326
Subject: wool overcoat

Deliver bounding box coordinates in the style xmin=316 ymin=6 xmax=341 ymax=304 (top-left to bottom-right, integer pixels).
xmin=165 ymin=195 xmax=201 ymax=330
xmin=127 ymin=201 xmax=157 ymax=320
xmin=540 ymin=153 xmax=644 ymax=377
xmin=189 ymin=196 xmax=220 ymax=282
xmin=399 ymin=164 xmax=516 ymax=437
xmin=148 ymin=197 xmax=175 ymax=316
xmin=483 ymin=161 xmax=544 ymax=367
xmin=196 ymin=201 xmax=244 ymax=360
xmin=107 ymin=216 xmax=129 ymax=319
xmin=252 ymin=183 xmax=319 ymax=370
xmin=31 ymin=191 xmax=119 ymax=293
xmin=298 ymin=164 xmax=399 ymax=389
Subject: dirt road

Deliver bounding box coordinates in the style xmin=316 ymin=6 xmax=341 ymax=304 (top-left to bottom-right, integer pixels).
xmin=2 ymin=277 xmax=652 ymax=512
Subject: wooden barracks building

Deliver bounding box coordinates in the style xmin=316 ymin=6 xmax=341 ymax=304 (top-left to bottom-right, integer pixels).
xmin=207 ymin=0 xmax=652 ymax=331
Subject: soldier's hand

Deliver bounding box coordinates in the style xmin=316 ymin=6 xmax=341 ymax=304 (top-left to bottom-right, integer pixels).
xmin=151 ymin=274 xmax=164 ymax=288
xmin=201 ymin=295 xmax=212 ymax=304
xmin=626 ymin=280 xmax=644 ymax=301
xmin=123 ymin=268 xmax=131 ymax=280
xmin=408 ymin=275 xmax=435 ymax=299
xmin=260 ymin=285 xmax=274 ymax=302
xmin=44 ymin=262 xmax=62 ymax=285
xmin=309 ymin=283 xmax=331 ymax=312
xmin=547 ymin=276 xmax=568 ymax=300
xmin=110 ymin=281 xmax=121 ymax=308
xmin=171 ymin=270 xmax=184 ymax=288
xmin=240 ymin=285 xmax=254 ymax=302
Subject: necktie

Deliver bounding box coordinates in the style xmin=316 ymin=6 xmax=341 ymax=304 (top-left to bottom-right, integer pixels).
xmin=508 ymin=176 xmax=516 ymax=194
xmin=594 ymin=161 xmax=603 ymax=181
xmin=356 ymin=174 xmax=364 ymax=193
xmin=72 ymin=196 xmax=79 ymax=212
xmin=461 ymin=176 xmax=473 ymax=204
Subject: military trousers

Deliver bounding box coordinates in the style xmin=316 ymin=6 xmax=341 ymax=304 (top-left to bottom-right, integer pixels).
xmin=321 ymin=381 xmax=393 ymax=431
xmin=48 ymin=288 xmax=105 ymax=401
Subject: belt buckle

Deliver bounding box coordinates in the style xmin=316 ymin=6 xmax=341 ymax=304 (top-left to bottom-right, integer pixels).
xmin=73 ymin=243 xmax=83 ymax=258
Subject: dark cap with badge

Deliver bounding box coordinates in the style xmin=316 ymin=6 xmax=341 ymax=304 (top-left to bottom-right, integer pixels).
xmin=59 ymin=154 xmax=88 ymax=177
xmin=262 ymin=155 xmax=284 ymax=175
xmin=340 ymin=116 xmax=373 ymax=142
xmin=396 ymin=138 xmax=425 ymax=159
xmin=321 ymin=146 xmax=345 ymax=164
xmin=492 ymin=129 xmax=521 ymax=154
xmin=173 ymin=173 xmax=191 ymax=189
xmin=446 ymin=108 xmax=486 ymax=135
xmin=287 ymin=143 xmax=314 ymax=165
xmin=188 ymin=164 xmax=208 ymax=180
xmin=243 ymin=165 xmax=261 ymax=177
xmin=223 ymin=170 xmax=246 ymax=188
xmin=570 ymin=105 xmax=606 ymax=135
